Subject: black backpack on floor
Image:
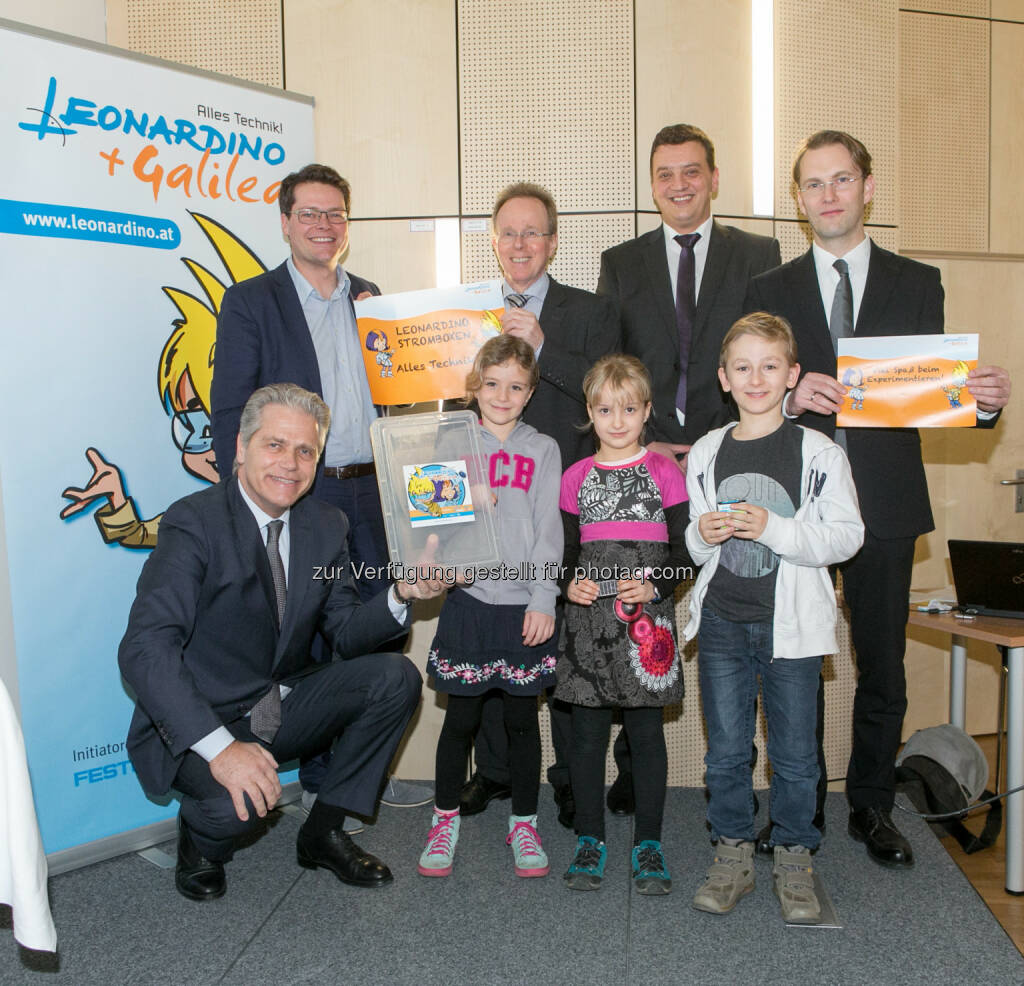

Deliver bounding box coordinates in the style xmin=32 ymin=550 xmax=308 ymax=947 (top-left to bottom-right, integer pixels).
xmin=895 ymin=724 xmax=1002 ymax=855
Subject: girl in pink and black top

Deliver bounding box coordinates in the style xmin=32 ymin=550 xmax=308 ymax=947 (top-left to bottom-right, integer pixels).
xmin=556 ymin=354 xmax=692 ymax=895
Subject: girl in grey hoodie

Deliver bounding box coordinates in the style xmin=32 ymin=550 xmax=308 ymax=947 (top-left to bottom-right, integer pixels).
xmin=419 ymin=335 xmax=563 ymax=880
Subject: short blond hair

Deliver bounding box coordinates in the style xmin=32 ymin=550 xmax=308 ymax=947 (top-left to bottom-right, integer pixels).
xmin=720 ymin=312 xmax=798 ymax=367
xmin=583 ymin=354 xmax=652 ymax=407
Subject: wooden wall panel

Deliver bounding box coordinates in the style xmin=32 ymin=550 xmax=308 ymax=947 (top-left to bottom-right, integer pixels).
xmin=284 ymin=0 xmax=458 ymax=220
xmin=990 ymin=21 xmax=1024 ymax=254
xmin=904 ymin=254 xmax=1024 ymax=735
xmin=458 ymin=0 xmax=633 ymax=215
xmin=910 ymin=0 xmax=989 ymax=13
xmin=992 ymin=0 xmax=1024 ymax=19
xmin=1 ymin=0 xmax=105 ymax=40
xmin=900 ymin=11 xmax=989 ymax=251
xmin=118 ymin=0 xmax=283 ymax=87
xmin=775 ymin=0 xmax=898 ymax=228
xmin=635 ymin=0 xmax=755 ymax=218
xmin=345 ymin=219 xmax=439 ymax=296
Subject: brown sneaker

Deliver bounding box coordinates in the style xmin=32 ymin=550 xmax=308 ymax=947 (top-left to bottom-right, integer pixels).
xmin=772 ymin=846 xmax=821 ymax=922
xmin=692 ymin=841 xmax=755 ymax=914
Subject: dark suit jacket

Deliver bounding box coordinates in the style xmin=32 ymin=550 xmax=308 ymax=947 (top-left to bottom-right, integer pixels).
xmin=210 ymin=260 xmax=380 ymax=482
xmin=522 ymin=277 xmax=621 ymax=469
xmin=597 ymin=221 xmax=781 ymax=446
xmin=746 ymin=242 xmax=996 ymax=540
xmin=117 ymin=476 xmax=401 ymax=796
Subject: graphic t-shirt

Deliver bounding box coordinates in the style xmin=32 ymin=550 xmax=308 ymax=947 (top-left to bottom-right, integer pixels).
xmin=705 ymin=421 xmax=802 ymax=623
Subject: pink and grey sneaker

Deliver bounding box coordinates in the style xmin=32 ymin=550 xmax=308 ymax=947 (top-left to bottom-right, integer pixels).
xmin=506 ymin=814 xmax=550 ymax=877
xmin=417 ymin=809 xmax=460 ymax=877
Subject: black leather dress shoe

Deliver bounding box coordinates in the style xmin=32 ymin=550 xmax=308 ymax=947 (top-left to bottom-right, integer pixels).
xmin=459 ymin=771 xmax=511 ymax=816
xmin=754 ymin=809 xmax=826 ymax=856
xmin=296 ymin=824 xmax=394 ymax=888
xmin=175 ymin=819 xmax=226 ymax=901
xmin=553 ymin=783 xmax=576 ymax=829
xmin=848 ymin=806 xmax=914 ymax=868
xmin=606 ymin=772 xmax=635 ymax=815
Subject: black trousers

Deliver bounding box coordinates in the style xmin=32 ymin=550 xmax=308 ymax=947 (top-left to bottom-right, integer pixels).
xmin=299 ymin=472 xmax=405 ymax=794
xmin=436 ymin=692 xmax=541 ymax=816
xmin=570 ymin=705 xmax=666 ymax=844
xmin=839 ymin=529 xmax=917 ymax=812
xmin=474 ymin=691 xmax=632 ymax=790
xmin=174 ymin=652 xmax=421 ymax=861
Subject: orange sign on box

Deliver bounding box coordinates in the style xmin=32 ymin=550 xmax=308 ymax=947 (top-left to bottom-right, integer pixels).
xmin=836 ymin=334 xmax=978 ymax=428
xmin=355 ymin=281 xmax=503 ymax=404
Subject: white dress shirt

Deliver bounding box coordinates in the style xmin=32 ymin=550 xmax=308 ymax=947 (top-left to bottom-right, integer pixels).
xmin=810 ymin=234 xmax=871 ymax=330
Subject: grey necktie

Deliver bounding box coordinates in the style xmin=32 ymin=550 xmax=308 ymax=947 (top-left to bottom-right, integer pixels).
xmin=506 ymin=292 xmax=528 ymax=309
xmin=829 ymin=258 xmax=854 ymax=451
xmin=829 ymin=258 xmax=854 ymax=352
xmin=250 ymin=519 xmax=285 ymax=743
xmin=265 ymin=519 xmax=287 ymax=626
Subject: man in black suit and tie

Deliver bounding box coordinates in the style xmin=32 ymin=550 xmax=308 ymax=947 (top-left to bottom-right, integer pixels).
xmin=598 ymin=124 xmax=782 ymax=469
xmin=595 ymin=124 xmax=780 ymax=815
xmin=119 ymin=384 xmax=445 ymax=900
xmin=211 ymin=164 xmax=430 ymax=810
xmin=746 ymin=130 xmax=1011 ymax=867
xmin=460 ymin=182 xmax=621 ymax=827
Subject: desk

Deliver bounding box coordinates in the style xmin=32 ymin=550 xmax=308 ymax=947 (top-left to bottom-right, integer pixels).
xmin=907 ymin=610 xmax=1024 ymax=895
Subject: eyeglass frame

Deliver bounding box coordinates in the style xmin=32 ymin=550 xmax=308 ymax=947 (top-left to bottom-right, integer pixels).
xmin=494 ymin=229 xmax=556 ymax=244
xmin=286 ymin=208 xmax=350 ymax=225
xmin=797 ymin=174 xmax=864 ymax=196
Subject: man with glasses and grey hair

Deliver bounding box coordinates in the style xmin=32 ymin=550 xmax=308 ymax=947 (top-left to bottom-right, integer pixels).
xmin=747 ymin=129 xmax=1010 ymax=869
xmin=458 ymin=182 xmax=620 ymax=829
xmin=119 ymin=383 xmax=446 ymax=901
xmin=211 ymin=163 xmax=432 ymax=812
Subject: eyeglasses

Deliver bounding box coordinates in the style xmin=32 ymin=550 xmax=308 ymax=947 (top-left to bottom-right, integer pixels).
xmin=798 ymin=175 xmax=862 ymax=196
xmin=495 ymin=230 xmax=554 ymax=244
xmin=288 ymin=209 xmax=349 ymax=225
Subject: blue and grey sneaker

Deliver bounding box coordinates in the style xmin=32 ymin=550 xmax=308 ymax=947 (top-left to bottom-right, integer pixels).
xmin=631 ymin=840 xmax=671 ymax=895
xmin=564 ymin=836 xmax=607 ymax=891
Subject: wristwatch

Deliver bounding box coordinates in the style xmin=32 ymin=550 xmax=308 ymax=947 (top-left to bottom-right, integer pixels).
xmin=391 ymin=583 xmax=410 ymax=607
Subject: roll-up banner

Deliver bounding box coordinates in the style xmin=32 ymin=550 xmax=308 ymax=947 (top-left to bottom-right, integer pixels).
xmin=0 ymin=18 xmax=314 ymax=857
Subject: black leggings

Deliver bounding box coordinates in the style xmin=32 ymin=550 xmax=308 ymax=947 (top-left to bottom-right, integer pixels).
xmin=436 ymin=691 xmax=540 ymax=816
xmin=570 ymin=705 xmax=667 ymax=844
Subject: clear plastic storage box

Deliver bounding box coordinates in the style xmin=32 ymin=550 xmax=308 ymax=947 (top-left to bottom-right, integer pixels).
xmin=370 ymin=410 xmax=499 ymax=578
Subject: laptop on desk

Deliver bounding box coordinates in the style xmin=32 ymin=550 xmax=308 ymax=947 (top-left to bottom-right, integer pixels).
xmin=948 ymin=539 xmax=1024 ymax=619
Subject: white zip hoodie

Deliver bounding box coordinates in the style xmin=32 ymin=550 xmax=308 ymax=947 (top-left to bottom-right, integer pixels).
xmin=683 ymin=422 xmax=865 ymax=659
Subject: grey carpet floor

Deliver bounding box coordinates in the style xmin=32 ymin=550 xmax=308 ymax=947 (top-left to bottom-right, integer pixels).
xmin=3 ymin=788 xmax=1022 ymax=986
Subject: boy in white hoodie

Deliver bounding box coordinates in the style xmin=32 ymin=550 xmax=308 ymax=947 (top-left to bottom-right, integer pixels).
xmin=685 ymin=313 xmax=863 ymax=922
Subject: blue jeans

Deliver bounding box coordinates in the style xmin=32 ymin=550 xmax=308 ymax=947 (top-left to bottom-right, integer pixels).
xmin=697 ymin=605 xmax=822 ymax=849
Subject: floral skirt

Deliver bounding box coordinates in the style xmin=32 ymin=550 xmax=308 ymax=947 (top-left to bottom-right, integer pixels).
xmin=427 ymin=589 xmax=557 ymax=696
xmin=554 ymin=539 xmax=683 ymax=708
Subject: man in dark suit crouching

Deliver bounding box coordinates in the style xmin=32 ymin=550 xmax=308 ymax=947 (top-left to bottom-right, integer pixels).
xmin=118 ymin=383 xmax=444 ymax=900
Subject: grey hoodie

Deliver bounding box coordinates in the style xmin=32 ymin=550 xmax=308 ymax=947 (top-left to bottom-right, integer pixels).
xmin=461 ymin=419 xmax=563 ymax=617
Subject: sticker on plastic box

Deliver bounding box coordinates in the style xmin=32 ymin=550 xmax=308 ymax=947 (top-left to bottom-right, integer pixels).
xmin=403 ymin=461 xmax=475 ymax=527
